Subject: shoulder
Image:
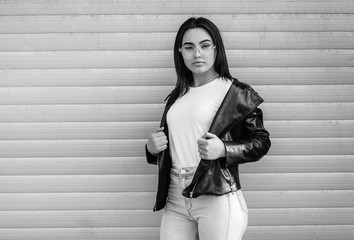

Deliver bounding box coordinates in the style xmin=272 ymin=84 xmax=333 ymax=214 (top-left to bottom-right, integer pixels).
xmin=231 ymin=78 xmax=254 ymax=91
xmin=231 ymin=78 xmax=262 ymax=97
xmin=227 ymin=78 xmax=264 ymax=107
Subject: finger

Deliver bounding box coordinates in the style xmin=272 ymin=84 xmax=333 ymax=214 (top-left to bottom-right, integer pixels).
xmin=199 ymin=151 xmax=213 ymax=160
xmin=154 ymin=133 xmax=167 ymax=140
xmin=157 ymin=138 xmax=168 ymax=146
xmin=197 ymin=138 xmax=208 ymax=145
xmin=199 ymin=151 xmax=207 ymax=159
xmin=153 ymin=132 xmax=167 ymax=139
xmin=198 ymin=149 xmax=204 ymax=158
xmin=155 ymin=127 xmax=165 ymax=132
xmin=197 ymin=142 xmax=207 ymax=149
xmin=198 ymin=146 xmax=208 ymax=156
xmin=158 ymin=145 xmax=168 ymax=152
xmin=202 ymin=132 xmax=216 ymax=139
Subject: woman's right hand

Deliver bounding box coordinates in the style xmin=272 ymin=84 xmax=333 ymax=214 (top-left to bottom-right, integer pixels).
xmin=146 ymin=127 xmax=168 ymax=155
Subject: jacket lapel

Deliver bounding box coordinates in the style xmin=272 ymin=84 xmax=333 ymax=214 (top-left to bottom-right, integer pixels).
xmin=209 ymin=80 xmax=264 ymax=137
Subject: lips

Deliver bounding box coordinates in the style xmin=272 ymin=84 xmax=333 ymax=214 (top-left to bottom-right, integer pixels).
xmin=193 ymin=61 xmax=205 ymax=65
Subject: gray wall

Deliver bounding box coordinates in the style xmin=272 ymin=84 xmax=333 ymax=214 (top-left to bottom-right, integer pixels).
xmin=0 ymin=0 xmax=354 ymax=239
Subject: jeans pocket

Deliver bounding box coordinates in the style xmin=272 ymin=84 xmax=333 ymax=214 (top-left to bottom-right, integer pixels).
xmin=236 ymin=190 xmax=248 ymax=215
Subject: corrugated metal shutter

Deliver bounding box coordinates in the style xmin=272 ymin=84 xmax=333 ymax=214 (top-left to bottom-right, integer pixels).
xmin=0 ymin=0 xmax=353 ymax=239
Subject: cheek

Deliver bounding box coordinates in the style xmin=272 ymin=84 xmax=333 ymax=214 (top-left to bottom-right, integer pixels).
xmin=211 ymin=53 xmax=217 ymax=64
xmin=205 ymin=55 xmax=216 ymax=68
xmin=183 ymin=59 xmax=194 ymax=70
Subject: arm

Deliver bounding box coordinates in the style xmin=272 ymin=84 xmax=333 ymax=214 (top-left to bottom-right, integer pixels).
xmin=222 ymin=108 xmax=271 ymax=167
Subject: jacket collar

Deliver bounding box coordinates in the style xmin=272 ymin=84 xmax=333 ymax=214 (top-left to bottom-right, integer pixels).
xmin=208 ymin=80 xmax=263 ymax=137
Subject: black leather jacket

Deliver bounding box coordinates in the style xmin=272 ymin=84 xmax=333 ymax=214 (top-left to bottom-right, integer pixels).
xmin=145 ymin=79 xmax=271 ymax=211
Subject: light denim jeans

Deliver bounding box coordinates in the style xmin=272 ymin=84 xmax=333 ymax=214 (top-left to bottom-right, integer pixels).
xmin=160 ymin=167 xmax=248 ymax=240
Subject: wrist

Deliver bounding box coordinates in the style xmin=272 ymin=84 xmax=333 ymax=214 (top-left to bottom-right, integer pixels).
xmin=218 ymin=143 xmax=226 ymax=158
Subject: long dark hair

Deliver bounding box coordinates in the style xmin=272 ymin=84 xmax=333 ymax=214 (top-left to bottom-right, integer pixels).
xmin=166 ymin=17 xmax=235 ymax=105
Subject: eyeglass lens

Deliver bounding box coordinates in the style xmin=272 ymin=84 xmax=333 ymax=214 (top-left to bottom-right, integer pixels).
xmin=180 ymin=43 xmax=215 ymax=59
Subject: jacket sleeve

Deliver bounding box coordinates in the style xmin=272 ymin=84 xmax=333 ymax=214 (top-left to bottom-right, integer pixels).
xmin=145 ymin=144 xmax=158 ymax=165
xmin=221 ymin=108 xmax=271 ymax=167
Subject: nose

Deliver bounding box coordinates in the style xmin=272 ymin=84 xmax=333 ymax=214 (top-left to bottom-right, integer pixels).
xmin=194 ymin=47 xmax=202 ymax=58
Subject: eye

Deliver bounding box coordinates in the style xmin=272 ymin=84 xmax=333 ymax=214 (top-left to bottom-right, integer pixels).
xmin=184 ymin=45 xmax=194 ymax=51
xmin=201 ymin=43 xmax=212 ymax=49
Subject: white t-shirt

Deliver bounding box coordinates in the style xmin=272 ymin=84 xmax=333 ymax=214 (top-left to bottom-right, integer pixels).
xmin=166 ymin=77 xmax=232 ymax=168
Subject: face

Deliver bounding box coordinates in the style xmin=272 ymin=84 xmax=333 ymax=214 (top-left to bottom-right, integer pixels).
xmin=180 ymin=28 xmax=216 ymax=76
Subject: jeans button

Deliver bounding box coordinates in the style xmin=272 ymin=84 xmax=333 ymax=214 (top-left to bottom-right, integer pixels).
xmin=180 ymin=169 xmax=186 ymax=174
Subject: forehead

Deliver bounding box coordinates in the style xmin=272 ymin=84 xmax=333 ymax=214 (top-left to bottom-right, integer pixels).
xmin=182 ymin=28 xmax=212 ymax=44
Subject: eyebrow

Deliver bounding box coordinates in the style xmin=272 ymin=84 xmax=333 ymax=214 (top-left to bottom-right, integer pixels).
xmin=182 ymin=39 xmax=213 ymax=46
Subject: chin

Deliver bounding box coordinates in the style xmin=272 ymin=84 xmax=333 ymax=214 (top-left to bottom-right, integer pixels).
xmin=190 ymin=66 xmax=208 ymax=74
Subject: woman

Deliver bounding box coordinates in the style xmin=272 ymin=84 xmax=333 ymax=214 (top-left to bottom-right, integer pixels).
xmin=145 ymin=17 xmax=271 ymax=240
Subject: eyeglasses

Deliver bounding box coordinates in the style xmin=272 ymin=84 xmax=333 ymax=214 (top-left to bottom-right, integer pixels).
xmin=179 ymin=43 xmax=216 ymax=60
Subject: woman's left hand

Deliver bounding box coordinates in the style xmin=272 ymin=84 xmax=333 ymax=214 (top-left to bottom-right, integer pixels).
xmin=197 ymin=132 xmax=226 ymax=160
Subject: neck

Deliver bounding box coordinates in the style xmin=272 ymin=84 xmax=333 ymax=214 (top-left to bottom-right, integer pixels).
xmin=193 ymin=71 xmax=219 ymax=87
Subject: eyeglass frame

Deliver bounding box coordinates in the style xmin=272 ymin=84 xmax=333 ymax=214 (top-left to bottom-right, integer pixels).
xmin=178 ymin=42 xmax=216 ymax=60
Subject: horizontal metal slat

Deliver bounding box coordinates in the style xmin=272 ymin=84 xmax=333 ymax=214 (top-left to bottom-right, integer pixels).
xmin=0 ymin=154 xmax=353 ymax=175
xmin=0 ymin=138 xmax=354 ymax=157
xmin=1 ymin=103 xmax=354 ymax=123
xmin=0 ymin=85 xmax=353 ymax=105
xmin=0 ymin=225 xmax=353 ymax=240
xmin=0 ymin=157 xmax=156 ymax=175
xmin=0 ymin=120 xmax=353 ymax=140
xmin=0 ymin=122 xmax=160 ymax=140
xmin=1 ymin=32 xmax=354 ymax=51
xmin=1 ymin=0 xmax=354 ymax=15
xmin=1 ymin=67 xmax=353 ymax=87
xmin=0 ymin=139 xmax=147 ymax=158
xmin=1 ymin=50 xmax=354 ymax=69
xmin=244 ymin=225 xmax=354 ymax=240
xmin=246 ymin=190 xmax=354 ymax=209
xmin=1 ymin=154 xmax=353 ymax=175
xmin=0 ymin=227 xmax=160 ymax=240
xmin=243 ymin=173 xmax=354 ymax=191
xmin=268 ymin=137 xmax=354 ymax=155
xmin=262 ymin=103 xmax=354 ymax=121
xmin=0 ymin=190 xmax=353 ymax=211
xmin=266 ymin=120 xmax=354 ymax=138
xmin=0 ymin=173 xmax=353 ymax=193
xmin=0 ymin=208 xmax=353 ymax=228
xmin=1 ymin=14 xmax=354 ymax=33
xmin=243 ymin=155 xmax=354 ymax=173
